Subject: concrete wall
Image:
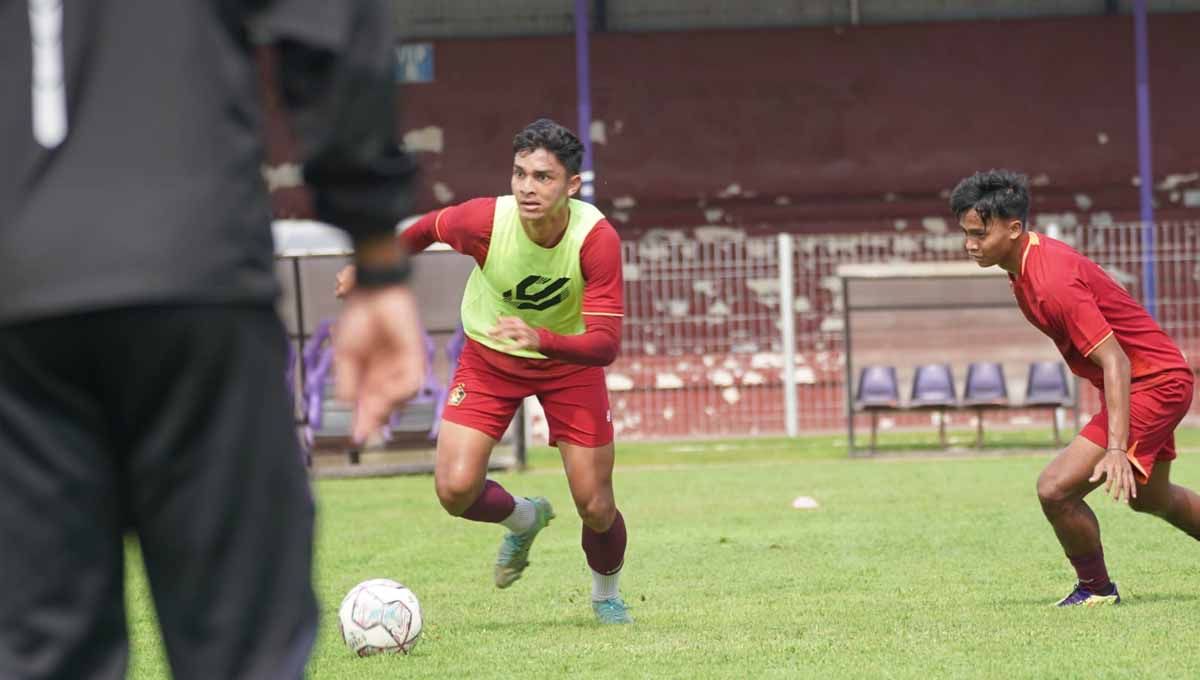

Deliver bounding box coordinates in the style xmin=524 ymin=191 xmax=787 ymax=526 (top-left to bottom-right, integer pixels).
xmin=398 ymin=14 xmax=1200 ymax=234
xmin=395 ymin=1 xmax=1200 ymax=38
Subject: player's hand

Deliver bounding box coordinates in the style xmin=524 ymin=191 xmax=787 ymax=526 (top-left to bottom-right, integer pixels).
xmin=488 ymin=316 xmax=540 ymax=351
xmin=1089 ymin=449 xmax=1137 ymax=503
xmin=335 ymin=265 xmax=357 ymax=299
xmin=333 ymin=285 xmax=425 ymax=444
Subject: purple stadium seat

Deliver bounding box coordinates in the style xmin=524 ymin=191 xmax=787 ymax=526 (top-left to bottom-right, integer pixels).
xmin=964 ymin=362 xmax=1008 ymax=405
xmin=854 ymin=365 xmax=899 ymax=453
xmin=1026 ymin=361 xmax=1072 ymax=446
xmin=285 ymin=341 xmax=297 ymax=397
xmin=910 ymin=364 xmax=957 ymax=447
xmin=446 ymin=325 xmax=467 ymax=369
xmin=1025 ymin=361 xmax=1070 ymax=406
xmin=964 ymin=362 xmax=1008 ymax=448
xmin=856 ymin=366 xmax=899 ymax=408
xmin=385 ymin=329 xmax=444 ymax=440
xmin=430 ymin=326 xmax=467 ymax=440
xmin=303 ymin=318 xmax=446 ymax=461
xmin=300 ymin=321 xmax=339 ymax=448
xmin=910 ymin=364 xmax=957 ymax=407
xmin=302 ymin=319 xmax=334 ymax=380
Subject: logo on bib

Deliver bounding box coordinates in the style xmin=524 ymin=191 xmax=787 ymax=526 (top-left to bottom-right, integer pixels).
xmin=502 ymin=275 xmax=571 ymax=311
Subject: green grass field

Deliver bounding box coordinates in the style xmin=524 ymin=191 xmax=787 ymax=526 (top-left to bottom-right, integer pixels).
xmin=126 ymin=429 xmax=1200 ymax=679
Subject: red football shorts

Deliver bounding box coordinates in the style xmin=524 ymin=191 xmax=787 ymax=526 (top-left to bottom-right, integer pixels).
xmin=1080 ymin=369 xmax=1194 ymax=484
xmin=440 ymin=339 xmax=613 ymax=448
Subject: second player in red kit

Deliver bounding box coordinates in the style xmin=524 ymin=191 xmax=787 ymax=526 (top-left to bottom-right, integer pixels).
xmin=953 ymin=170 xmax=1200 ymax=607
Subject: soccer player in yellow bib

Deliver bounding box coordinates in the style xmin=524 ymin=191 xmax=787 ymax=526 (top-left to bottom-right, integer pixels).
xmin=338 ymin=119 xmax=631 ymax=624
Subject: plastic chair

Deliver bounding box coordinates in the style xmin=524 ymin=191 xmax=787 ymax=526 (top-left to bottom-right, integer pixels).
xmin=1026 ymin=361 xmax=1071 ymax=445
xmin=910 ymin=364 xmax=958 ymax=447
xmin=855 ymin=365 xmax=900 ymax=453
xmin=429 ymin=326 xmax=467 ymax=441
xmin=963 ymin=362 xmax=1008 ymax=448
xmin=385 ymin=329 xmax=444 ymax=441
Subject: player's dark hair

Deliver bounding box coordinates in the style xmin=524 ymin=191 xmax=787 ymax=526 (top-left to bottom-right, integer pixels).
xmin=949 ymin=169 xmax=1030 ymax=229
xmin=513 ymin=119 xmax=584 ymax=175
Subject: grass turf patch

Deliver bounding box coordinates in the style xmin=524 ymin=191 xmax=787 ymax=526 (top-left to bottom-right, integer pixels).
xmin=126 ymin=429 xmax=1200 ymax=679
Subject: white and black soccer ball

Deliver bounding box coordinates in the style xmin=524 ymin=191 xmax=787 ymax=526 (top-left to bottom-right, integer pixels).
xmin=337 ymin=579 xmax=423 ymax=656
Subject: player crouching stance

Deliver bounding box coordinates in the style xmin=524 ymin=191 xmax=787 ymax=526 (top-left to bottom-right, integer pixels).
xmin=338 ymin=119 xmax=631 ymax=623
xmin=952 ymin=170 xmax=1200 ymax=607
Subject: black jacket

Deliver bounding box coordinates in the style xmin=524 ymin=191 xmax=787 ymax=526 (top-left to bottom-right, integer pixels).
xmin=0 ymin=0 xmax=416 ymax=324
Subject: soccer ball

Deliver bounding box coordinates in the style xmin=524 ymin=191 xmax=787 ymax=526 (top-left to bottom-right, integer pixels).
xmin=337 ymin=579 xmax=423 ymax=656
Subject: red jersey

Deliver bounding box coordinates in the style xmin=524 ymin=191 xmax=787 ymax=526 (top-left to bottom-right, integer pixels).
xmin=401 ymin=197 xmax=623 ymax=379
xmin=1010 ymin=232 xmax=1189 ymax=391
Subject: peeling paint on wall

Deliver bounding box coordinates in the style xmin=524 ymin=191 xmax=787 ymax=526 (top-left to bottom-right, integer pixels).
xmin=820 ymin=316 xmax=844 ymax=333
xmin=655 ymin=373 xmax=683 ymax=389
xmin=1036 ymin=212 xmax=1078 ymax=228
xmin=694 ymin=226 xmax=746 ymax=243
xmin=893 ymin=236 xmax=918 ymax=255
xmin=403 ymin=126 xmax=444 ymax=153
xmin=606 ymin=373 xmax=634 ymax=391
xmin=923 ymin=235 xmax=963 ymax=253
xmin=716 ymin=183 xmax=742 ymax=198
xmin=432 ymin=181 xmax=455 ymax=204
xmin=590 ymin=120 xmax=607 ymax=145
xmin=1158 ymin=172 xmax=1199 ymax=191
xmin=746 ymin=278 xmax=780 ymax=307
xmin=709 ymin=369 xmax=734 ymax=386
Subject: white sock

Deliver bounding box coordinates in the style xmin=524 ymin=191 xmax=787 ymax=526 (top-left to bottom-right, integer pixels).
xmin=591 ymin=568 xmax=621 ymax=602
xmin=500 ymin=496 xmax=535 ymax=533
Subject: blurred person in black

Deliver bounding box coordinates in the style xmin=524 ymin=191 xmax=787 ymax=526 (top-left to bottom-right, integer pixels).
xmin=0 ymin=1 xmax=422 ymax=678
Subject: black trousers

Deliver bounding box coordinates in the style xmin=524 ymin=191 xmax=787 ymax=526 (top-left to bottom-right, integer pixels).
xmin=0 ymin=306 xmax=316 ymax=680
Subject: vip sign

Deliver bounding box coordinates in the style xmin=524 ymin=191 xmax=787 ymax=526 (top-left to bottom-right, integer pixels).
xmin=395 ymin=43 xmax=434 ymax=83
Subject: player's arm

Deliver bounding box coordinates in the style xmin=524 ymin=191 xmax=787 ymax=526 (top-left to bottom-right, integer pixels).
xmin=337 ymin=199 xmax=495 ymax=298
xmin=397 ymin=199 xmax=495 ymax=261
xmin=1086 ymin=334 xmax=1136 ymax=502
xmin=490 ymin=224 xmax=624 ymax=366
